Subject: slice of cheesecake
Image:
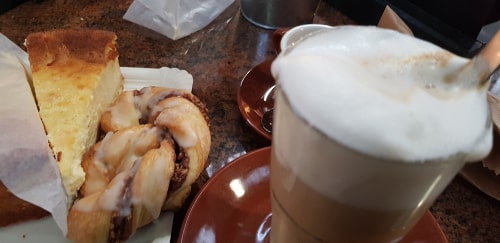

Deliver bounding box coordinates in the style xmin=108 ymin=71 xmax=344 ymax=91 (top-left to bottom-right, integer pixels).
xmin=25 ymin=29 xmax=124 ymax=200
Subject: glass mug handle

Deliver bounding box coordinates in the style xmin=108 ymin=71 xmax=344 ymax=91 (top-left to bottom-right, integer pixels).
xmin=272 ymin=28 xmax=290 ymax=54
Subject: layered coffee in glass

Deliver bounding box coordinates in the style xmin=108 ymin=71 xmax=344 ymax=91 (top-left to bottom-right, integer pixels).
xmin=269 ymin=25 xmax=492 ymax=243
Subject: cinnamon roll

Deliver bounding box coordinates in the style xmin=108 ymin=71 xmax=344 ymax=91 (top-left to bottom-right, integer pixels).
xmin=67 ymin=87 xmax=210 ymax=242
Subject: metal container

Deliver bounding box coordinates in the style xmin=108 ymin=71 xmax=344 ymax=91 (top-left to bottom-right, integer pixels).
xmin=240 ymin=0 xmax=320 ymax=29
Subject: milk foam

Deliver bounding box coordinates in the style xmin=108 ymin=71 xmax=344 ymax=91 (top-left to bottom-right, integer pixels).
xmin=271 ymin=25 xmax=492 ymax=163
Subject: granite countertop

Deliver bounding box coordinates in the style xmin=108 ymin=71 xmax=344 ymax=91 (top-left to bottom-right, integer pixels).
xmin=1 ymin=0 xmax=499 ymax=242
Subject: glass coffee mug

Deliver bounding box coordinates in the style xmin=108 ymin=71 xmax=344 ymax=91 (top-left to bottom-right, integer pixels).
xmin=269 ymin=25 xmax=493 ymax=242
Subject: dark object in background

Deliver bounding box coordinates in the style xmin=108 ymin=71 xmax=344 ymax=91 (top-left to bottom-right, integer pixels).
xmin=241 ymin=0 xmax=320 ymax=29
xmin=0 ymin=0 xmax=31 ymax=14
xmin=328 ymin=0 xmax=500 ymax=57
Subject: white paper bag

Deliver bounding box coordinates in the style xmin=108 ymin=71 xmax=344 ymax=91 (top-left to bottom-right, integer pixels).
xmin=124 ymin=0 xmax=234 ymax=40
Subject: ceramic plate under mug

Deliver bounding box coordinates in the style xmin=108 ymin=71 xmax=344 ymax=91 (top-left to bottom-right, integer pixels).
xmin=237 ymin=60 xmax=276 ymax=140
xmin=178 ymin=147 xmax=448 ymax=243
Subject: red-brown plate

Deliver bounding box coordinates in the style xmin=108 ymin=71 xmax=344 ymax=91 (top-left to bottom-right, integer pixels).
xmin=179 ymin=147 xmax=448 ymax=243
xmin=237 ymin=60 xmax=276 ymax=140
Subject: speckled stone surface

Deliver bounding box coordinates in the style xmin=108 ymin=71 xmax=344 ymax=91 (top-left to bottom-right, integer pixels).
xmin=1 ymin=0 xmax=499 ymax=242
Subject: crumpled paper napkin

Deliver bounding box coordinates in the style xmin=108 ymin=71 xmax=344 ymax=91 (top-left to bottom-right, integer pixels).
xmin=124 ymin=0 xmax=234 ymax=40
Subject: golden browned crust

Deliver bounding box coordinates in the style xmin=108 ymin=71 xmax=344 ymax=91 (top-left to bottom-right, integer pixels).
xmin=25 ymin=29 xmax=118 ymax=72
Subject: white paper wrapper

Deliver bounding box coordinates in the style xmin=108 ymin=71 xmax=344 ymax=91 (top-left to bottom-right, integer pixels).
xmin=0 ymin=52 xmax=69 ymax=234
xmin=123 ymin=0 xmax=234 ymax=40
xmin=0 ymin=33 xmax=192 ymax=241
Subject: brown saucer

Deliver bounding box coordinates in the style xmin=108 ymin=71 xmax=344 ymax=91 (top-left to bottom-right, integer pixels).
xmin=459 ymin=130 xmax=500 ymax=201
xmin=179 ymin=147 xmax=448 ymax=243
xmin=461 ymin=162 xmax=500 ymax=200
xmin=237 ymin=59 xmax=275 ymax=140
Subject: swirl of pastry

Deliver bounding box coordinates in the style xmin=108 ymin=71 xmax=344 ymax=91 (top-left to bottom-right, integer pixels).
xmin=100 ymin=86 xmax=211 ymax=210
xmin=68 ymin=124 xmax=176 ymax=242
xmin=68 ymin=87 xmax=211 ymax=242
